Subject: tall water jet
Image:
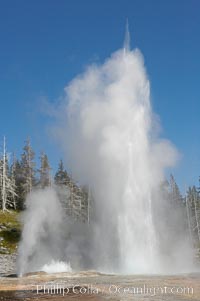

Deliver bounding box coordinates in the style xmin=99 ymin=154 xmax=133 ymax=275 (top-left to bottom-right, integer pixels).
xmin=118 ymin=141 xmax=158 ymax=273
xmin=124 ymin=19 xmax=130 ymax=53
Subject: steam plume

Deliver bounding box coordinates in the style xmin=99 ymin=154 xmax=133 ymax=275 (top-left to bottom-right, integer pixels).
xmin=53 ymin=42 xmax=192 ymax=273
xmin=18 ymin=30 xmax=195 ymax=275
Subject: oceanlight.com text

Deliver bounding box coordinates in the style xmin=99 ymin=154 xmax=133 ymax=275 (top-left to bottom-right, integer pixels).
xmin=35 ymin=283 xmax=194 ymax=297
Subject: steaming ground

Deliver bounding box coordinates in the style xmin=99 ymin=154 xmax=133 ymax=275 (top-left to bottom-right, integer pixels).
xmin=17 ymin=39 xmax=196 ymax=275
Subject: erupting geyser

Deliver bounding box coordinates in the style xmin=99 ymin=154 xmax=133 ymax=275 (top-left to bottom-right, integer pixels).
xmin=18 ymin=27 xmax=194 ymax=275
xmin=17 ymin=188 xmax=71 ymax=275
xmin=58 ymin=29 xmax=179 ymax=274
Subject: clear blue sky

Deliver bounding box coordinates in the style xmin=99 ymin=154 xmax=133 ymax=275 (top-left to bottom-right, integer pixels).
xmin=0 ymin=0 xmax=199 ymax=191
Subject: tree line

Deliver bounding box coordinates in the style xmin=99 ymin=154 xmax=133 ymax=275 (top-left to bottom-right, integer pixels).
xmin=158 ymin=174 xmax=200 ymax=255
xmin=0 ymin=137 xmax=200 ymax=252
xmin=0 ymin=137 xmax=89 ymax=222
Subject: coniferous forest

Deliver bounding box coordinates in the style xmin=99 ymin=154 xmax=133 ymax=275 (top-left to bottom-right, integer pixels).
xmin=0 ymin=137 xmax=200 ymax=258
xmin=0 ymin=137 xmax=89 ymax=221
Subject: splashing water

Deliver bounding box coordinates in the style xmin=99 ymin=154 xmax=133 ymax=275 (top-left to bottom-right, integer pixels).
xmin=41 ymin=260 xmax=72 ymax=274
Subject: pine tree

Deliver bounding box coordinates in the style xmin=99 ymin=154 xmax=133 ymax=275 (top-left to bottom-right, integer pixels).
xmin=66 ymin=176 xmax=90 ymax=223
xmin=0 ymin=137 xmax=17 ymax=211
xmin=54 ymin=159 xmax=71 ymax=186
xmin=185 ymin=188 xmax=193 ymax=244
xmin=187 ymin=186 xmax=200 ymax=244
xmin=169 ymin=174 xmax=183 ymax=207
xmin=20 ymin=138 xmax=36 ymax=195
xmin=11 ymin=159 xmax=25 ymax=210
xmin=38 ymin=152 xmax=51 ymax=188
xmin=10 ymin=153 xmax=17 ymax=209
xmin=163 ymin=175 xmax=188 ymax=249
xmin=54 ymin=160 xmax=90 ymax=223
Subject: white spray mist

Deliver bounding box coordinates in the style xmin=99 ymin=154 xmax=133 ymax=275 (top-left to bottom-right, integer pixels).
xmin=52 ymin=33 xmax=194 ymax=274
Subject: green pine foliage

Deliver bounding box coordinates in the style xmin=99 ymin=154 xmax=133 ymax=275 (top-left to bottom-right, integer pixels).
xmin=0 ymin=137 xmax=200 ymax=255
xmin=54 ymin=159 xmax=71 ymax=186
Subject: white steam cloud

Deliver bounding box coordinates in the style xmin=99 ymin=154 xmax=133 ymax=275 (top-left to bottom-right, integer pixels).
xmin=52 ymin=46 xmax=193 ymax=273
xmin=17 ymin=188 xmax=71 ymax=275
xmin=18 ymin=41 xmax=195 ymax=275
xmin=17 ymin=187 xmax=92 ymax=275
